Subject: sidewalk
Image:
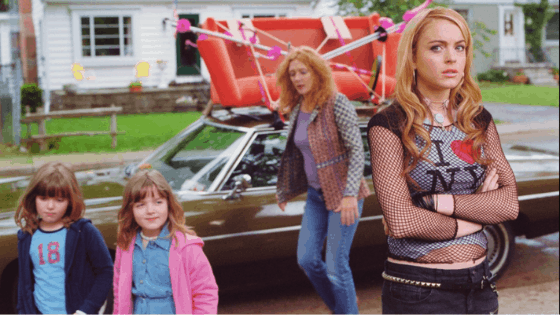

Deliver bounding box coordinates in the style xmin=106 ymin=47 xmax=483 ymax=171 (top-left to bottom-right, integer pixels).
xmin=0 ymin=150 xmax=153 ymax=177
xmin=1 ymin=103 xmax=558 ymax=178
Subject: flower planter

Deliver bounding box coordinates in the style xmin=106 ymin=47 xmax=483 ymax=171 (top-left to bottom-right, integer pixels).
xmin=512 ymin=75 xmax=528 ymax=84
xmin=554 ymin=74 xmax=559 ymax=81
xmin=129 ymin=86 xmax=142 ymax=93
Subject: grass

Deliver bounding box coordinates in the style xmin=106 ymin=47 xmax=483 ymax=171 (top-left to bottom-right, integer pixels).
xmin=11 ymin=112 xmax=202 ymax=157
xmin=477 ymin=81 xmax=559 ymax=107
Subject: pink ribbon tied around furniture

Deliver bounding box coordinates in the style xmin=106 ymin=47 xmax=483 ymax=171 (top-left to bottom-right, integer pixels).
xmin=223 ymin=31 xmax=234 ymax=44
xmin=267 ymin=46 xmax=282 ymax=60
xmin=176 ymin=19 xmax=191 ymax=33
xmin=185 ymin=40 xmax=197 ymax=48
xmin=379 ymin=17 xmax=395 ymax=30
xmin=403 ymin=0 xmax=433 ymax=22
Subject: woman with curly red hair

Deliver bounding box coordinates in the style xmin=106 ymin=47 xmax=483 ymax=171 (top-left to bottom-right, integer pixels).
xmin=276 ymin=46 xmax=371 ymax=314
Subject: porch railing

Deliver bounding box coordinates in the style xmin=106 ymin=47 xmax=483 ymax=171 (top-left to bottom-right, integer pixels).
xmin=0 ymin=60 xmax=23 ymax=145
xmin=493 ymin=47 xmax=554 ymax=67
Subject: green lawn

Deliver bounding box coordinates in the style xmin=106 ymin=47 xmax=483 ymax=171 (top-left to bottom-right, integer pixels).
xmin=19 ymin=112 xmax=202 ymax=155
xmin=2 ymin=82 xmax=556 ymax=158
xmin=477 ymin=81 xmax=559 ymax=107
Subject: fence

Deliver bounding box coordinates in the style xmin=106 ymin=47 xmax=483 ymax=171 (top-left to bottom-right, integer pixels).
xmin=0 ymin=60 xmax=23 ymax=145
xmin=20 ymin=105 xmax=125 ymax=152
xmin=493 ymin=47 xmax=555 ymax=67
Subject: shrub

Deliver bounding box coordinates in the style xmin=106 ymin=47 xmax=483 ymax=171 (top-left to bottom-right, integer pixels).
xmin=128 ymin=81 xmax=142 ymax=88
xmin=20 ymin=83 xmax=43 ymax=116
xmin=551 ymin=67 xmax=559 ymax=76
xmin=477 ymin=69 xmax=510 ymax=83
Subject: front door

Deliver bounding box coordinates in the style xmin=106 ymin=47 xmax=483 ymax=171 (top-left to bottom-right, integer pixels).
xmin=501 ymin=8 xmax=525 ymax=65
xmin=176 ymin=14 xmax=201 ymax=76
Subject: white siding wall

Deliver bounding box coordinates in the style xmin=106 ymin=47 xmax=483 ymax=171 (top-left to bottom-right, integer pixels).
xmin=32 ymin=0 xmax=48 ymax=109
xmin=43 ymin=6 xmax=74 ymax=92
xmin=42 ymin=2 xmax=315 ymax=92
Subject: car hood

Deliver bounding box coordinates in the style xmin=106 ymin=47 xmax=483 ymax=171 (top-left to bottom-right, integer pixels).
xmin=0 ymin=144 xmax=558 ymax=216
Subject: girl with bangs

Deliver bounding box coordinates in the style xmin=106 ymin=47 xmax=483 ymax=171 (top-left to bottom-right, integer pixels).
xmin=367 ymin=7 xmax=519 ymax=314
xmin=113 ymin=168 xmax=218 ymax=314
xmin=276 ymin=47 xmax=371 ymax=314
xmin=14 ymin=162 xmax=113 ymax=314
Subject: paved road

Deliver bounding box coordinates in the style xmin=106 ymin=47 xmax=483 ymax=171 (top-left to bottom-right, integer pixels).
xmin=217 ymin=232 xmax=559 ymax=314
xmin=484 ymin=103 xmax=559 ymax=124
xmin=485 ymin=103 xmax=559 ymax=155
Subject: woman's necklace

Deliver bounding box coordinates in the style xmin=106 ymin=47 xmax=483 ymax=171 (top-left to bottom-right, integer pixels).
xmin=423 ymin=97 xmax=449 ymax=126
xmin=140 ymin=231 xmax=158 ymax=241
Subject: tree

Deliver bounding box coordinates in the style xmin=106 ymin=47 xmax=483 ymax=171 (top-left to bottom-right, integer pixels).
xmin=515 ymin=0 xmax=555 ymax=63
xmin=335 ymin=0 xmax=450 ymax=21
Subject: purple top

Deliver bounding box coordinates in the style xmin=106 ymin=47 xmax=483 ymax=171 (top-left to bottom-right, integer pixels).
xmin=293 ymin=111 xmax=321 ymax=190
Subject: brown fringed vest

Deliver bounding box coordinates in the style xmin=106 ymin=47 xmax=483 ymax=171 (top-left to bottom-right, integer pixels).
xmin=277 ymin=93 xmax=370 ymax=210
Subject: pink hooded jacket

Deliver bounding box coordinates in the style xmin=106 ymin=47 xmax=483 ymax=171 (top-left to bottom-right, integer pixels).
xmin=113 ymin=231 xmax=219 ymax=314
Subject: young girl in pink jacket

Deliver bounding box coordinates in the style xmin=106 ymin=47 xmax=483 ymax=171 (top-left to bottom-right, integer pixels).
xmin=113 ymin=168 xmax=218 ymax=314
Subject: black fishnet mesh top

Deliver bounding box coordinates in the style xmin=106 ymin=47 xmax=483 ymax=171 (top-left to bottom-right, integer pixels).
xmin=367 ymin=104 xmax=519 ymax=263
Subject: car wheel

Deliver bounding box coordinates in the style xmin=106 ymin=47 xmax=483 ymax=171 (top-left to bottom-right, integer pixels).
xmin=484 ymin=222 xmax=515 ymax=281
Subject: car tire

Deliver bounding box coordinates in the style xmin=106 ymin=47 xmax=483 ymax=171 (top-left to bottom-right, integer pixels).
xmin=484 ymin=222 xmax=515 ymax=281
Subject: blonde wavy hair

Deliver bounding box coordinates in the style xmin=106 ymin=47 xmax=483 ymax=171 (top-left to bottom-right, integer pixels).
xmin=14 ymin=162 xmax=86 ymax=235
xmin=394 ymin=7 xmax=489 ymax=179
xmin=275 ymin=46 xmax=337 ymax=114
xmin=116 ymin=169 xmax=195 ymax=250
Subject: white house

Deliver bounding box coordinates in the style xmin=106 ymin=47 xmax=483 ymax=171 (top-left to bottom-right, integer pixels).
xmin=32 ymin=0 xmax=317 ymax=111
xmin=449 ymin=0 xmax=559 ymax=75
xmin=0 ymin=0 xmax=19 ymax=68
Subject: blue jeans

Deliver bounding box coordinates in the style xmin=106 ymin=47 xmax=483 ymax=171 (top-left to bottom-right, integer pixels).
xmin=382 ymin=259 xmax=499 ymax=314
xmin=297 ymin=186 xmax=364 ymax=314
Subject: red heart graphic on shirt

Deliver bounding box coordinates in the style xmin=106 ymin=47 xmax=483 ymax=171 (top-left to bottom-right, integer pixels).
xmin=450 ymin=139 xmax=477 ymax=164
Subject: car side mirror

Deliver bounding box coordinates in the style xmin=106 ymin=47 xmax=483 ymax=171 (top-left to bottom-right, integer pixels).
xmin=223 ymin=174 xmax=252 ymax=200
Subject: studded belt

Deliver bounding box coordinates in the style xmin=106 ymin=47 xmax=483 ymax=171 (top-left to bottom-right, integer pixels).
xmin=382 ymin=271 xmax=498 ymax=292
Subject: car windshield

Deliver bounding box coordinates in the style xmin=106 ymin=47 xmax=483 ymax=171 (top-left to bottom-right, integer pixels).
xmin=142 ymin=122 xmax=246 ymax=191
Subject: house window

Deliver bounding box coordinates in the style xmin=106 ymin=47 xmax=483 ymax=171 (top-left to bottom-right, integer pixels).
xmin=546 ymin=12 xmax=559 ymax=41
xmin=11 ymin=31 xmax=20 ymax=61
xmin=80 ymin=15 xmax=133 ymax=58
xmin=454 ymin=9 xmax=469 ymax=23
xmin=241 ymin=13 xmax=287 ymax=18
xmin=504 ymin=11 xmax=514 ymax=36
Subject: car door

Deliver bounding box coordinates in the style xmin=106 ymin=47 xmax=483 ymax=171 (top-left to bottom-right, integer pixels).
xmin=191 ymin=125 xmax=385 ymax=267
xmin=191 ymin=129 xmax=305 ymax=267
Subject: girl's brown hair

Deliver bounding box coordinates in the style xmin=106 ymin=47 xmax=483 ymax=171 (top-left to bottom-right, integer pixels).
xmin=116 ymin=169 xmax=195 ymax=250
xmin=14 ymin=162 xmax=86 ymax=235
xmin=275 ymin=46 xmax=337 ymax=114
xmin=394 ymin=7 xmax=489 ymax=181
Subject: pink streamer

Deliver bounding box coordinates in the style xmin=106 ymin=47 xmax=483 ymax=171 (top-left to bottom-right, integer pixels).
xmin=267 ymin=46 xmax=282 ymax=60
xmin=223 ymin=31 xmax=233 ymax=44
xmin=185 ymin=40 xmax=197 ymax=48
xmin=403 ymin=0 xmax=433 ymax=22
xmin=329 ymin=17 xmax=358 ymax=69
xmin=176 ymin=19 xmax=191 ymax=33
xmin=379 ymin=17 xmax=395 ymax=29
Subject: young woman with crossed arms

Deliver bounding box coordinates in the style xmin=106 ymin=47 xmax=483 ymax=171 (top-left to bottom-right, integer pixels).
xmin=367 ymin=7 xmax=519 ymax=314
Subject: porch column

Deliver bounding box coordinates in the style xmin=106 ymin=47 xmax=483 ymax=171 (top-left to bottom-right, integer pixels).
xmin=0 ymin=19 xmax=11 ymax=65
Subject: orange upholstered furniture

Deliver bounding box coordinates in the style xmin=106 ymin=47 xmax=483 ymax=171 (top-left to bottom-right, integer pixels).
xmin=198 ymin=14 xmax=400 ymax=107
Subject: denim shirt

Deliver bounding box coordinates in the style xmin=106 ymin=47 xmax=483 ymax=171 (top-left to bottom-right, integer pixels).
xmin=132 ymin=223 xmax=176 ymax=314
